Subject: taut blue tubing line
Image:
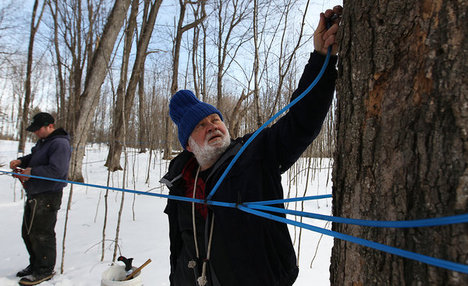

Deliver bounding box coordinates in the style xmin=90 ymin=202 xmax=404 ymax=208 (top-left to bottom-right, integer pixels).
xmin=0 ymin=170 xmax=236 ymax=208
xmin=244 ymin=194 xmax=332 ymax=205
xmin=237 ymin=205 xmax=468 ymax=274
xmin=3 ymin=169 xmax=468 ymax=273
xmin=4 ymin=169 xmax=467 ymax=230
xmin=206 ymin=50 xmax=332 ymax=201
xmin=246 ymin=204 xmax=468 ymax=228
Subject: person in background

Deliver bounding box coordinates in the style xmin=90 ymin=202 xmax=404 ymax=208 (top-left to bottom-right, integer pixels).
xmin=10 ymin=112 xmax=71 ymax=285
xmin=160 ymin=6 xmax=342 ymax=286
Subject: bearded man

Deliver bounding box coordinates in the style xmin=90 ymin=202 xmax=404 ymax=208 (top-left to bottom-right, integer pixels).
xmin=160 ymin=6 xmax=342 ymax=286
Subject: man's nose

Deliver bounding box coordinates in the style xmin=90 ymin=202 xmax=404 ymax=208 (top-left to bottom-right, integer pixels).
xmin=206 ymin=122 xmax=217 ymax=132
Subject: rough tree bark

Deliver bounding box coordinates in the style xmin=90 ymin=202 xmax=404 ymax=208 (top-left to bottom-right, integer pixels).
xmin=331 ymin=1 xmax=467 ymax=285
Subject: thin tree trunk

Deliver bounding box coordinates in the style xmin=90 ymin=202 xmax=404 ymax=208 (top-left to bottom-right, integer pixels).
xmin=201 ymin=21 xmax=207 ymax=102
xmin=113 ymin=102 xmax=129 ymax=262
xmin=164 ymin=0 xmax=205 ymax=158
xmin=252 ymin=0 xmax=261 ymax=128
xmin=113 ymin=182 xmax=126 ymax=262
xmin=106 ymin=0 xmax=162 ymax=169
xmin=192 ymin=20 xmax=200 ymax=98
xmin=105 ymin=0 xmax=139 ymax=171
xmin=268 ymin=0 xmax=310 ymax=119
xmin=296 ymin=156 xmax=312 ymax=265
xmin=101 ymin=172 xmax=111 ymax=261
xmin=66 ymin=0 xmax=85 ymax=136
xmin=60 ymin=184 xmax=74 ymax=274
xmin=138 ymin=67 xmax=146 ymax=153
xmin=18 ymin=0 xmax=45 ymax=154
xmin=47 ymin=0 xmax=66 ymax=125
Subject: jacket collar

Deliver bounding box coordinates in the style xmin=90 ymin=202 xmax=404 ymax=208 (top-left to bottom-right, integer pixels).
xmin=39 ymin=127 xmax=70 ymax=143
xmin=48 ymin=127 xmax=68 ymax=137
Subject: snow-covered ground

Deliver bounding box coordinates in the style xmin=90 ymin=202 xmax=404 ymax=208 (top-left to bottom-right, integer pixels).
xmin=0 ymin=139 xmax=333 ymax=285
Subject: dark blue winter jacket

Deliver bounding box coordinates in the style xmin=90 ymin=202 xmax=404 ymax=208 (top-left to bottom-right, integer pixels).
xmin=18 ymin=128 xmax=71 ymax=196
xmin=161 ymin=51 xmax=337 ymax=286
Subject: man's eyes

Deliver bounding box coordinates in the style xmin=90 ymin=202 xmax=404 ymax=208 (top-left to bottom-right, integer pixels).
xmin=195 ymin=117 xmax=219 ymax=129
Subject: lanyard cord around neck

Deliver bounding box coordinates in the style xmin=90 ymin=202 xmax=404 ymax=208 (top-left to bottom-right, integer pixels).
xmin=198 ymin=215 xmax=215 ymax=286
xmin=191 ymin=165 xmax=215 ymax=286
xmin=192 ymin=166 xmax=201 ymax=259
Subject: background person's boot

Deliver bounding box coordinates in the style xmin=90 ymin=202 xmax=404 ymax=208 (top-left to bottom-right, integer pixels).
xmin=16 ymin=265 xmax=33 ymax=277
xmin=18 ymin=272 xmax=54 ymax=285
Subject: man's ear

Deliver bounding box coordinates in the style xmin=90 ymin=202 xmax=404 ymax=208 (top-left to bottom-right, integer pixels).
xmin=186 ymin=142 xmax=192 ymax=152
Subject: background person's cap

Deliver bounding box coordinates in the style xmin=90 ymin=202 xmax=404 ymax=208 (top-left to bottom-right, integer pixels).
xmin=26 ymin=112 xmax=55 ymax=132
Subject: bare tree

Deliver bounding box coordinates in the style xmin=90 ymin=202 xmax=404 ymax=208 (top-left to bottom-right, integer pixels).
xmin=198 ymin=20 xmax=208 ymax=102
xmin=47 ymin=0 xmax=66 ymax=126
xmin=63 ymin=0 xmax=88 ymax=134
xmin=103 ymin=0 xmax=163 ymax=263
xmin=104 ymin=0 xmax=139 ymax=171
xmin=190 ymin=2 xmax=203 ymax=98
xmin=227 ymin=0 xmax=309 ymax=137
xmin=59 ymin=0 xmax=132 ymax=271
xmin=267 ymin=0 xmax=310 ymax=120
xmin=105 ymin=0 xmax=163 ymax=171
xmin=331 ymin=1 xmax=468 ymax=285
xmin=46 ymin=0 xmax=105 ymax=136
xmin=18 ymin=0 xmax=45 ymax=154
xmin=137 ymin=61 xmax=147 ymax=153
xmin=163 ymin=0 xmax=206 ymax=159
xmin=170 ymin=0 xmax=206 ymax=96
xmin=252 ymin=0 xmax=261 ymax=128
xmin=97 ymin=0 xmax=140 ymax=262
xmin=69 ymin=0 xmax=132 ymax=182
xmin=213 ymin=0 xmax=251 ymax=113
xmin=0 ymin=0 xmax=18 ymax=66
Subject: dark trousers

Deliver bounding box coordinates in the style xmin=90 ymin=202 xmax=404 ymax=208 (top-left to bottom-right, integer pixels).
xmin=22 ymin=191 xmax=62 ymax=275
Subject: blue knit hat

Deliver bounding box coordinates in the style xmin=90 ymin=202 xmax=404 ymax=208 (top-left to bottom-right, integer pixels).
xmin=169 ymin=90 xmax=223 ymax=149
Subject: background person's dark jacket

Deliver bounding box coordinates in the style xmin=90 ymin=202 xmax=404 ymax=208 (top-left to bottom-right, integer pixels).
xmin=18 ymin=128 xmax=71 ymax=196
xmin=161 ymin=51 xmax=337 ymax=286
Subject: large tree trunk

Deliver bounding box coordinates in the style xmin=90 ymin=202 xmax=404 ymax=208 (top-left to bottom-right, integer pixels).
xmin=69 ymin=0 xmax=132 ymax=181
xmin=331 ymin=1 xmax=468 ymax=285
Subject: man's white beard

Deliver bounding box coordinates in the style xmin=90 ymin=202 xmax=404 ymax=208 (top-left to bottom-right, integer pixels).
xmin=189 ymin=130 xmax=231 ymax=169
